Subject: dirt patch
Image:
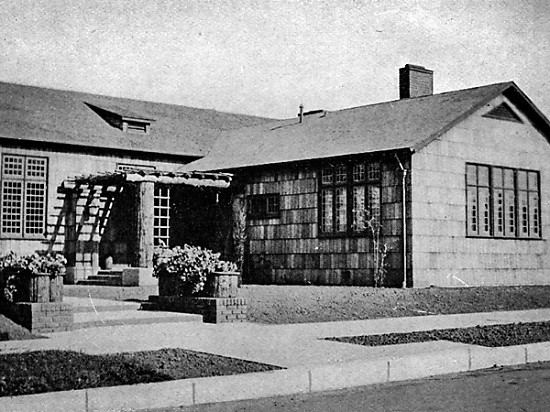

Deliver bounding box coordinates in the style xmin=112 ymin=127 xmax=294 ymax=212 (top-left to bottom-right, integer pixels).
xmin=327 ymin=321 xmax=550 ymax=347
xmin=238 ymin=285 xmax=550 ymax=324
xmin=0 ymin=348 xmax=281 ymax=397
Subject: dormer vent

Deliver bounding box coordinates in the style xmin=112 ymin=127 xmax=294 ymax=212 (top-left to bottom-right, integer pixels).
xmin=122 ymin=117 xmax=152 ymax=134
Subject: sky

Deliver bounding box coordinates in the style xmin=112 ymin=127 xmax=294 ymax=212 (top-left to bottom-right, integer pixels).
xmin=1 ymin=0 xmax=550 ymax=119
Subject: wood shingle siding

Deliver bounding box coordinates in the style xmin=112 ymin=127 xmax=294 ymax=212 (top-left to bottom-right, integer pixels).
xmin=244 ymin=156 xmax=408 ymax=286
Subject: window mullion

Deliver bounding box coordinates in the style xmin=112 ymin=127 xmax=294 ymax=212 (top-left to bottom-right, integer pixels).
xmin=514 ymin=170 xmax=520 ymax=238
xmin=346 ymin=165 xmax=352 ymax=234
xmin=489 ymin=166 xmax=494 ymax=237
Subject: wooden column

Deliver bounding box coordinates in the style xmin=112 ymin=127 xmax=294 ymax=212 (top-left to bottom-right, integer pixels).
xmin=134 ymin=181 xmax=155 ymax=268
xmin=231 ymin=193 xmax=247 ymax=273
xmin=64 ymin=191 xmax=79 ymax=284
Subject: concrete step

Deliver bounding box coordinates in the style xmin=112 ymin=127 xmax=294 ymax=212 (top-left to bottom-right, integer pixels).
xmin=64 ymin=297 xmax=143 ymax=313
xmin=97 ymin=269 xmax=124 ymax=275
xmin=77 ymin=274 xmax=122 ymax=286
xmin=73 ymin=309 xmax=203 ymax=329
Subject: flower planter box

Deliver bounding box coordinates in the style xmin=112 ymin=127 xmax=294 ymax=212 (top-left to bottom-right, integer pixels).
xmin=205 ymin=271 xmax=240 ymax=298
xmin=1 ymin=270 xmax=64 ymax=303
xmin=22 ymin=272 xmax=64 ymax=303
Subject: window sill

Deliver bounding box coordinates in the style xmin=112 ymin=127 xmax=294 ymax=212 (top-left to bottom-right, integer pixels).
xmin=249 ymin=215 xmax=281 ymax=221
xmin=465 ymin=235 xmax=544 ymax=241
xmin=318 ymin=231 xmax=373 ymax=239
xmin=0 ymin=236 xmax=46 ymax=240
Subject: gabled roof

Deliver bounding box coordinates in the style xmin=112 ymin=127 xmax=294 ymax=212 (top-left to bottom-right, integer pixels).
xmin=0 ymin=82 xmax=273 ymax=157
xmin=185 ymin=82 xmax=550 ymax=171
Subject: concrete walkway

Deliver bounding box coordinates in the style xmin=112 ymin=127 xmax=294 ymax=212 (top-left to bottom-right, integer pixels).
xmin=1 ymin=303 xmax=550 ymax=411
xmin=1 ymin=303 xmax=549 ymax=368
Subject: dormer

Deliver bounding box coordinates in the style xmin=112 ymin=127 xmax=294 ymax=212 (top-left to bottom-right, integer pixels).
xmin=85 ymin=103 xmax=155 ymax=134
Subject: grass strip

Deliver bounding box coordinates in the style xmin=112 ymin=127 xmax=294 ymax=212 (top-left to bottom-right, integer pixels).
xmin=0 ymin=348 xmax=281 ymax=397
xmin=327 ymin=321 xmax=550 ymax=347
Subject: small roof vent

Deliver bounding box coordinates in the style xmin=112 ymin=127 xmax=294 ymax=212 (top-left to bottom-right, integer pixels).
xmin=483 ymin=102 xmax=523 ymax=123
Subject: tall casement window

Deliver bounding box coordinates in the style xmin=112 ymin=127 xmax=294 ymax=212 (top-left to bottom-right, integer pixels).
xmin=1 ymin=154 xmax=48 ymax=237
xmin=320 ymin=161 xmax=381 ymax=235
xmin=466 ymin=163 xmax=541 ymax=239
xmin=153 ymin=186 xmax=170 ymax=247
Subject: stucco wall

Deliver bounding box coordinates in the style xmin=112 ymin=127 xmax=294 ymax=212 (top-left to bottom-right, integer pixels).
xmin=411 ymin=95 xmax=550 ymax=286
xmin=0 ymin=144 xmax=184 ymax=255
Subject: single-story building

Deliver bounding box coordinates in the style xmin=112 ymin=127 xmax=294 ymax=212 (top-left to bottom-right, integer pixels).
xmin=185 ymin=65 xmax=550 ymax=287
xmin=1 ymin=65 xmax=548 ymax=287
xmin=0 ymin=81 xmax=270 ymax=284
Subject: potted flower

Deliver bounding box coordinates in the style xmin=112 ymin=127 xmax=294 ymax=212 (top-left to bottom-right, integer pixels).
xmin=153 ymin=244 xmax=220 ymax=297
xmin=0 ymin=251 xmax=67 ymax=303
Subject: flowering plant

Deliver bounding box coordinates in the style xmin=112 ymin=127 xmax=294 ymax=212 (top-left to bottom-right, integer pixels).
xmin=214 ymin=260 xmax=239 ymax=273
xmin=153 ymin=244 xmax=221 ymax=296
xmin=0 ymin=251 xmax=67 ymax=302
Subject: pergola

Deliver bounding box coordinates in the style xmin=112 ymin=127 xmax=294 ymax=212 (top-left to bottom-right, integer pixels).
xmin=57 ymin=169 xmax=232 ymax=284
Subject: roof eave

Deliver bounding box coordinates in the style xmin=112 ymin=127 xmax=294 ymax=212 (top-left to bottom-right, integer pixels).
xmin=502 ymin=83 xmax=550 ymax=145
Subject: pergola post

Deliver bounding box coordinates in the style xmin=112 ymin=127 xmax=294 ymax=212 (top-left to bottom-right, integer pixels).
xmin=134 ymin=181 xmax=155 ymax=268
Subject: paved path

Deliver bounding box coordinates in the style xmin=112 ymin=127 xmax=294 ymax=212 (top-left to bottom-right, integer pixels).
xmin=1 ymin=302 xmax=549 ymax=369
xmin=2 ymin=302 xmax=550 ymax=412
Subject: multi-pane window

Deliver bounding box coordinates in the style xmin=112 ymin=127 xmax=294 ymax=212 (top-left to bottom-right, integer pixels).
xmin=320 ymin=161 xmax=381 ymax=235
xmin=154 ymin=186 xmax=170 ymax=247
xmin=249 ymin=194 xmax=280 ymax=219
xmin=466 ymin=163 xmax=541 ymax=238
xmin=1 ymin=155 xmax=47 ymax=237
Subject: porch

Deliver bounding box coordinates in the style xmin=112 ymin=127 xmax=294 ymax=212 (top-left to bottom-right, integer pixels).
xmin=57 ymin=169 xmax=235 ymax=286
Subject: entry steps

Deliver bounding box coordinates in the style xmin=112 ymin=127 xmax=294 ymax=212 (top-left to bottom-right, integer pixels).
xmin=76 ymin=270 xmax=123 ymax=286
xmin=64 ymin=296 xmax=202 ymax=329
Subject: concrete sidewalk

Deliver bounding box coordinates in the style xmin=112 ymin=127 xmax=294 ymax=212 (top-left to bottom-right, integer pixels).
xmin=2 ymin=306 xmax=549 ymax=367
xmin=1 ymin=305 xmax=550 ymax=411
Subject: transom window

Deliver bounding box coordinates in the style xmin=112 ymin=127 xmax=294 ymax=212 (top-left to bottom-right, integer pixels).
xmin=466 ymin=163 xmax=541 ymax=239
xmin=320 ymin=160 xmax=381 ymax=235
xmin=1 ymin=154 xmax=48 ymax=237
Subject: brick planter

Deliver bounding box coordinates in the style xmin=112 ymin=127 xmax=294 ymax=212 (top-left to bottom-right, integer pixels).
xmin=153 ymin=271 xmax=246 ymax=324
xmin=153 ymin=295 xmax=248 ymax=324
xmin=8 ymin=302 xmax=74 ymax=333
xmin=0 ymin=271 xmax=74 ymax=333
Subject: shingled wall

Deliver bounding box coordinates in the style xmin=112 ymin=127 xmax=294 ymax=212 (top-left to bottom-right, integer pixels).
xmin=243 ymin=155 xmax=411 ymax=287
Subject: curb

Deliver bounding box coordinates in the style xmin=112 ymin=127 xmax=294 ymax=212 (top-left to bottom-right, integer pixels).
xmin=2 ymin=342 xmax=550 ymax=411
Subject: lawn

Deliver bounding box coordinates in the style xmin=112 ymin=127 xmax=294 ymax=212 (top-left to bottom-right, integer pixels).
xmin=63 ymin=284 xmax=550 ymax=324
xmin=0 ymin=348 xmax=281 ymax=397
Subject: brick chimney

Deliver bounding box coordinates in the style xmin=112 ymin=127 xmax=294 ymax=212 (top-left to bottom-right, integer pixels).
xmin=399 ymin=64 xmax=433 ymax=99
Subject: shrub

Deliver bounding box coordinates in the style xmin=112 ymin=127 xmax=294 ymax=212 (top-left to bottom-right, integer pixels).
xmin=365 ymin=217 xmax=389 ymax=288
xmin=153 ymin=245 xmax=221 ymax=296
